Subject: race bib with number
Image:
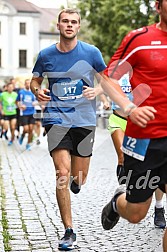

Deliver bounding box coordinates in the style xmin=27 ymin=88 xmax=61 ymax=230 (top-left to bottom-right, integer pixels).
xmin=7 ymin=105 xmax=16 ymax=112
xmin=122 ymin=136 xmax=150 ymax=161
xmin=53 ymin=79 xmax=84 ymax=100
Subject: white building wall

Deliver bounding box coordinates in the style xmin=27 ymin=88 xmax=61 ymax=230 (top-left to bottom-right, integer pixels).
xmin=12 ymin=14 xmax=40 ymax=75
xmin=0 ymin=16 xmax=9 ymax=75
xmin=39 ymin=35 xmax=59 ymax=51
xmin=0 ymin=13 xmax=40 ymax=79
xmin=0 ymin=2 xmax=59 ymax=83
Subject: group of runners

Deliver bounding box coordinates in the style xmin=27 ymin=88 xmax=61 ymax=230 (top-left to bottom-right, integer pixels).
xmin=0 ymin=0 xmax=167 ymax=251
xmin=0 ymin=79 xmax=43 ymax=150
xmin=29 ymin=0 xmax=167 ymax=251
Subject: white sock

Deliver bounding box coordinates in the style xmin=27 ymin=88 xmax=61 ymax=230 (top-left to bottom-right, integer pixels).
xmin=155 ymin=199 xmax=164 ymax=209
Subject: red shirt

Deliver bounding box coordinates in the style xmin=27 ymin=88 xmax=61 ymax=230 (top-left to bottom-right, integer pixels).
xmin=104 ymin=24 xmax=167 ymax=139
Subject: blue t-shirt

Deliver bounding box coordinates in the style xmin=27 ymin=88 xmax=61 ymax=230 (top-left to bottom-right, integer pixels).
xmin=17 ymin=89 xmax=35 ymax=116
xmin=32 ymin=40 xmax=106 ymax=127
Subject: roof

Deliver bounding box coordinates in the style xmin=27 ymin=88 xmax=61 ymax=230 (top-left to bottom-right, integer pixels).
xmin=5 ymin=0 xmax=59 ymax=33
xmin=6 ymin=0 xmax=39 ymax=13
xmin=31 ymin=6 xmax=60 ymax=33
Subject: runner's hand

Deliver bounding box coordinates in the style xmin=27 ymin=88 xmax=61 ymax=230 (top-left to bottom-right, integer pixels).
xmin=129 ymin=106 xmax=157 ymax=128
xmin=36 ymin=88 xmax=51 ymax=102
xmin=103 ymin=101 xmax=110 ymax=110
xmin=83 ymin=86 xmax=98 ymax=100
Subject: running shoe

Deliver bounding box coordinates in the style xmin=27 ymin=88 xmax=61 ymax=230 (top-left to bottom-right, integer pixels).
xmin=26 ymin=144 xmax=31 ymax=151
xmin=58 ymin=228 xmax=77 ymax=251
xmin=70 ymin=180 xmax=81 ymax=194
xmin=8 ymin=140 xmax=13 ymax=146
xmin=19 ymin=135 xmax=24 ymax=145
xmin=101 ymin=184 xmax=126 ymax=230
xmin=154 ymin=207 xmax=166 ymax=229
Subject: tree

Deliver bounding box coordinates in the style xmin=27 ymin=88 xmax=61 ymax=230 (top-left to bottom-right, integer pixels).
xmin=77 ymin=0 xmax=157 ymax=62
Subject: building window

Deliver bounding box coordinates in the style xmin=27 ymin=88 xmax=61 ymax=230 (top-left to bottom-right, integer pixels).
xmin=20 ymin=22 xmax=26 ymax=35
xmin=19 ymin=50 xmax=27 ymax=68
xmin=0 ymin=49 xmax=1 ymax=67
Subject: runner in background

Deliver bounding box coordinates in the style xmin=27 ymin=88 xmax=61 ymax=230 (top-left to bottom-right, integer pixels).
xmin=17 ymin=79 xmax=36 ymax=151
xmin=0 ymin=83 xmax=17 ymax=145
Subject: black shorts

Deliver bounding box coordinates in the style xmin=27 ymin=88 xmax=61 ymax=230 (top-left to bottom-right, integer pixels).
xmin=4 ymin=114 xmax=17 ymax=121
xmin=45 ymin=125 xmax=95 ymax=157
xmin=124 ymin=137 xmax=167 ymax=203
xmin=34 ymin=109 xmax=43 ymax=122
xmin=0 ymin=114 xmax=5 ymax=120
xmin=19 ymin=115 xmax=35 ymax=126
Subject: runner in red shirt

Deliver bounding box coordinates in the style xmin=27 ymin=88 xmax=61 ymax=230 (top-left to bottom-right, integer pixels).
xmin=101 ymin=0 xmax=167 ymax=251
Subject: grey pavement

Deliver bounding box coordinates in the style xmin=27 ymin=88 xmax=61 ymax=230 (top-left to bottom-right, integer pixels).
xmin=0 ymin=126 xmax=166 ymax=252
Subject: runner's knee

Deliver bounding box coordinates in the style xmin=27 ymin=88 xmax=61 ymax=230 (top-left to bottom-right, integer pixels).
xmin=127 ymin=212 xmax=146 ymax=223
xmin=126 ymin=206 xmax=148 ymax=223
xmin=57 ymin=168 xmax=70 ymax=178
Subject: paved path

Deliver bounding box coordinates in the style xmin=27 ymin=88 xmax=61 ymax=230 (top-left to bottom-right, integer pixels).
xmin=0 ymin=127 xmax=166 ymax=252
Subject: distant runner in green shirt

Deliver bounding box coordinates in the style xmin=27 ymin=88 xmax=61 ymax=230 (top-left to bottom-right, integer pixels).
xmin=0 ymin=83 xmax=17 ymax=145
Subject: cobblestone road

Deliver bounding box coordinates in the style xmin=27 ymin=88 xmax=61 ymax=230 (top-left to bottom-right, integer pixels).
xmin=0 ymin=127 xmax=166 ymax=252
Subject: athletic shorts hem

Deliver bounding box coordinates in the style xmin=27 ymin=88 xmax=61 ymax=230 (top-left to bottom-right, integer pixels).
xmin=45 ymin=125 xmax=95 ymax=157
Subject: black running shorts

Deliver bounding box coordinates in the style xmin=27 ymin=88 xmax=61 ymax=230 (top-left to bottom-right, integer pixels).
xmin=4 ymin=114 xmax=17 ymax=121
xmin=45 ymin=125 xmax=95 ymax=157
xmin=19 ymin=115 xmax=36 ymax=126
xmin=124 ymin=137 xmax=167 ymax=203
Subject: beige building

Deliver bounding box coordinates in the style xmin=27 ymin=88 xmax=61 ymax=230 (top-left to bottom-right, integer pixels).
xmin=0 ymin=0 xmax=60 ymax=84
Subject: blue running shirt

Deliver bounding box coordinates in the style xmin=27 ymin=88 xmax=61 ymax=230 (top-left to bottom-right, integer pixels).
xmin=32 ymin=41 xmax=106 ymax=127
xmin=17 ymin=89 xmax=35 ymax=116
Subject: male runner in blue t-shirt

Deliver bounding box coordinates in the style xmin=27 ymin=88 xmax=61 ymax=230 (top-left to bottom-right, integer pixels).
xmin=30 ymin=9 xmax=106 ymax=250
xmin=30 ymin=8 xmax=146 ymax=251
xmin=17 ymin=79 xmax=36 ymax=150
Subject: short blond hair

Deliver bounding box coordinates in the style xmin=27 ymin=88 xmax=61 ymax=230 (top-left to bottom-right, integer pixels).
xmin=58 ymin=8 xmax=81 ymax=23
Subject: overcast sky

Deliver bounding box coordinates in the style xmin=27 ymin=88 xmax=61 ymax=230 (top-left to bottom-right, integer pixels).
xmin=26 ymin=0 xmax=68 ymax=8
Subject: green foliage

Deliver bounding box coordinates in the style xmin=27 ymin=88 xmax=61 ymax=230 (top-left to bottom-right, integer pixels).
xmin=77 ymin=0 xmax=157 ymax=62
xmin=1 ymin=184 xmax=13 ymax=251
